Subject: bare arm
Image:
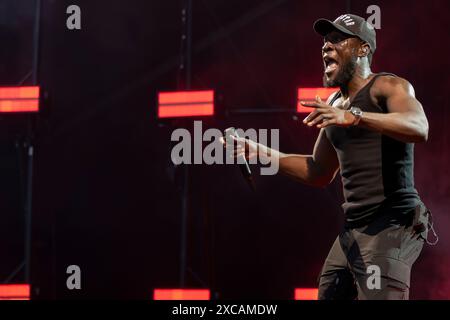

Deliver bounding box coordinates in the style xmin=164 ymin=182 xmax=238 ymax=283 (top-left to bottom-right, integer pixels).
xmin=359 ymin=76 xmax=429 ymax=143
xmin=228 ymin=93 xmax=341 ymax=187
xmin=274 ymin=129 xmax=339 ymax=187
xmin=301 ymin=77 xmax=429 ymax=143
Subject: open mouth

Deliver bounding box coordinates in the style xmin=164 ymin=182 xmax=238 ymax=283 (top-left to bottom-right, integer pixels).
xmin=324 ymin=56 xmax=338 ymax=75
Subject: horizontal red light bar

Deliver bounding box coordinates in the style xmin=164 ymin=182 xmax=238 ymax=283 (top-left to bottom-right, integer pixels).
xmin=0 ymin=100 xmax=40 ymax=112
xmin=294 ymin=288 xmax=318 ymax=300
xmin=159 ymin=104 xmax=214 ymax=118
xmin=297 ymin=87 xmax=337 ymax=113
xmin=159 ymin=91 xmax=213 ymax=104
xmin=0 ymin=86 xmax=40 ymax=113
xmin=0 ymin=86 xmax=39 ymax=99
xmin=0 ymin=284 xmax=30 ymax=300
xmin=153 ymin=289 xmax=210 ymax=300
xmin=158 ymin=90 xmax=214 ymax=118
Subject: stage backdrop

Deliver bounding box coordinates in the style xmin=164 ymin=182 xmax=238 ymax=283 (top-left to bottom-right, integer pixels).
xmin=0 ymin=0 xmax=449 ymax=299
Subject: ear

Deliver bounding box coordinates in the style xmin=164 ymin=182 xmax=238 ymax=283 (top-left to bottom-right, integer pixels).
xmin=358 ymin=43 xmax=370 ymax=58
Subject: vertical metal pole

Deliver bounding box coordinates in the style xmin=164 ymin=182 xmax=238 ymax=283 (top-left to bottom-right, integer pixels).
xmin=24 ymin=143 xmax=34 ymax=283
xmin=185 ymin=0 xmax=192 ymax=90
xmin=180 ymin=162 xmax=188 ymax=286
xmin=25 ymin=0 xmax=41 ymax=284
xmin=179 ymin=0 xmax=193 ymax=288
xmin=31 ymin=0 xmax=41 ymax=84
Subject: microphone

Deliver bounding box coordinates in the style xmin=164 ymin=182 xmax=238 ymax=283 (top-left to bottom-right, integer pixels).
xmin=224 ymin=127 xmax=255 ymax=191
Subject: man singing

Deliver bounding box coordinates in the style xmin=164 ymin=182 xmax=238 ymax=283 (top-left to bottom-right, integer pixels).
xmin=226 ymin=14 xmax=434 ymax=299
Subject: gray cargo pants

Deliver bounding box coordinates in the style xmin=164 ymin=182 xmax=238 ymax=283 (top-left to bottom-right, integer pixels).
xmin=318 ymin=202 xmax=431 ymax=300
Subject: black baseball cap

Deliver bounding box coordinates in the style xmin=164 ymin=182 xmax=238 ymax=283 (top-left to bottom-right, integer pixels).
xmin=313 ymin=14 xmax=376 ymax=53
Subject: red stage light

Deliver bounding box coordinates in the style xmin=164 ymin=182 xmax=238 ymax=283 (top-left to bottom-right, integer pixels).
xmin=153 ymin=289 xmax=210 ymax=300
xmin=158 ymin=90 xmax=214 ymax=118
xmin=297 ymin=87 xmax=338 ymax=113
xmin=0 ymin=284 xmax=30 ymax=300
xmin=294 ymin=288 xmax=318 ymax=300
xmin=0 ymin=86 xmax=40 ymax=113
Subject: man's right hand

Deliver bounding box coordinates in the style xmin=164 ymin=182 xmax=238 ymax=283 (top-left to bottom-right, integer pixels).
xmin=220 ymin=135 xmax=259 ymax=161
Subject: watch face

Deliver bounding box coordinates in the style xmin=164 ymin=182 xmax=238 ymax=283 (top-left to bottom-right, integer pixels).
xmin=351 ymin=107 xmax=362 ymax=116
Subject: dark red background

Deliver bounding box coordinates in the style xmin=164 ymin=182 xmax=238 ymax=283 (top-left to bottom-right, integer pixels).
xmin=0 ymin=0 xmax=449 ymax=299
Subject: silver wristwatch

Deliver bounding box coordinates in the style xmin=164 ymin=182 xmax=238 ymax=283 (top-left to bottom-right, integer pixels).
xmin=349 ymin=106 xmax=363 ymax=126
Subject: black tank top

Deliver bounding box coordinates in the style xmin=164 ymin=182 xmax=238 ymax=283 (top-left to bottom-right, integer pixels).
xmin=325 ymin=73 xmax=421 ymax=227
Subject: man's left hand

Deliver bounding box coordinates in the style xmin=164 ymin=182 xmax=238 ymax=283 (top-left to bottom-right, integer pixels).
xmin=301 ymin=95 xmax=356 ymax=128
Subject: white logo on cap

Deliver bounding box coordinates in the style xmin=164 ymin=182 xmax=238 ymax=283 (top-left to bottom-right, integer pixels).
xmin=336 ymin=14 xmax=355 ymax=26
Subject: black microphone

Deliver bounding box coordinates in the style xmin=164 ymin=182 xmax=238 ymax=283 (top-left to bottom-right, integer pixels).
xmin=224 ymin=127 xmax=255 ymax=191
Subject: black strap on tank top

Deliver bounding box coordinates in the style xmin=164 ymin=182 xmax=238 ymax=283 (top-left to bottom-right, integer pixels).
xmin=329 ymin=91 xmax=342 ymax=105
xmin=327 ymin=72 xmax=397 ymax=107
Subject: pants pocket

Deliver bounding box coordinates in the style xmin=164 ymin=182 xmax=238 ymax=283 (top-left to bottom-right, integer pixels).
xmin=411 ymin=202 xmax=430 ymax=241
xmin=355 ymin=255 xmax=411 ymax=300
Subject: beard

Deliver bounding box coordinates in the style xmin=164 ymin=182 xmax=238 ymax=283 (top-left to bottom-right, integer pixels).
xmin=323 ymin=55 xmax=357 ymax=88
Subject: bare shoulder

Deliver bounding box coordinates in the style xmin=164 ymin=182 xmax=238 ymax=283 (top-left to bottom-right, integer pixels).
xmin=371 ymin=74 xmax=416 ymax=99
